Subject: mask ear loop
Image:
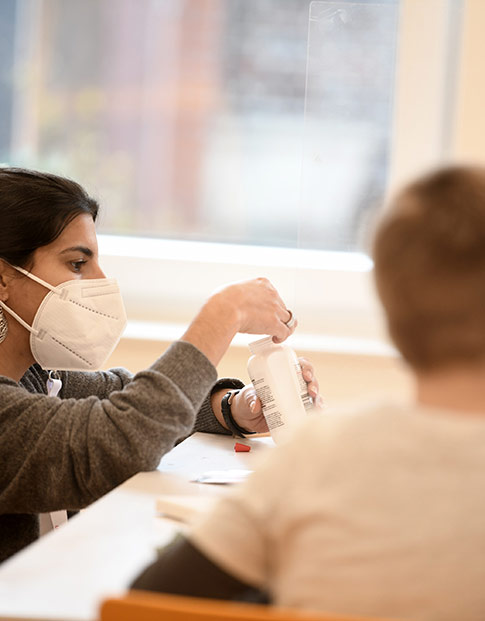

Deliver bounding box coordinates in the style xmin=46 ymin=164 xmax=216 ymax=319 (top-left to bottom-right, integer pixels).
xmin=13 ymin=266 xmax=60 ymax=293
xmin=46 ymin=370 xmax=62 ymax=397
xmin=0 ymin=267 xmax=59 ymax=336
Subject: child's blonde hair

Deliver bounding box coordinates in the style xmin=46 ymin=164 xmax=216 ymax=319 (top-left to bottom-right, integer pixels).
xmin=373 ymin=165 xmax=485 ymax=371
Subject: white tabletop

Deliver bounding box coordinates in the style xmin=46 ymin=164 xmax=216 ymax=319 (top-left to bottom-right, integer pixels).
xmin=0 ymin=432 xmax=273 ymax=621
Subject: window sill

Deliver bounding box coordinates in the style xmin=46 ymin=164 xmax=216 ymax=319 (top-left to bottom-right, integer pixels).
xmin=123 ymin=319 xmax=397 ymax=359
xmin=98 ymin=234 xmax=383 ymax=342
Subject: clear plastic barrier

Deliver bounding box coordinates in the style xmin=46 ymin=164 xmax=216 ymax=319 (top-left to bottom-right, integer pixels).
xmin=300 ymin=1 xmax=399 ymax=252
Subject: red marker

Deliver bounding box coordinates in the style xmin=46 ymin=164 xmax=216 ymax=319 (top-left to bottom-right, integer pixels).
xmin=234 ymin=442 xmax=251 ymax=452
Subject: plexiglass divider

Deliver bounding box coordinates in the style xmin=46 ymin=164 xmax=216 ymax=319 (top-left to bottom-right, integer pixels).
xmin=293 ymin=1 xmax=399 ymax=338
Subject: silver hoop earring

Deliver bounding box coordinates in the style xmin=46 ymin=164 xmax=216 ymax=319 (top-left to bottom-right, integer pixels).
xmin=0 ymin=306 xmax=8 ymax=344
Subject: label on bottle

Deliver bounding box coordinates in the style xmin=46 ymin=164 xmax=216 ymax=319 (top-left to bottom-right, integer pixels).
xmin=251 ymin=377 xmax=285 ymax=429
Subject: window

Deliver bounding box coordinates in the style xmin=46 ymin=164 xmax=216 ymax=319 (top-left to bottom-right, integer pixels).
xmin=0 ymin=0 xmax=465 ymax=341
xmin=3 ymin=0 xmax=400 ymax=251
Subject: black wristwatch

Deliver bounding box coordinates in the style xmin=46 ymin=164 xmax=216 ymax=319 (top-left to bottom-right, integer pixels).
xmin=221 ymin=390 xmax=253 ymax=438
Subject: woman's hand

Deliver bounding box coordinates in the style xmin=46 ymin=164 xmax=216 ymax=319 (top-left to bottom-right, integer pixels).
xmin=182 ymin=278 xmax=296 ymax=366
xmin=211 ymin=277 xmax=296 ymax=343
xmin=230 ymin=357 xmax=324 ymax=433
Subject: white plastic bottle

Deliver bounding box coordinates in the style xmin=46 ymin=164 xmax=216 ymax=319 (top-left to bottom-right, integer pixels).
xmin=247 ymin=336 xmax=313 ymax=443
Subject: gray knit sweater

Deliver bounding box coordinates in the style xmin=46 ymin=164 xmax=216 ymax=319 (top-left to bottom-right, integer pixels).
xmin=0 ymin=341 xmax=243 ymax=563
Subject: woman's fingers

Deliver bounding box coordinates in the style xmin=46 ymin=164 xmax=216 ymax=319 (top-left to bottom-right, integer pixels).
xmin=231 ymin=386 xmax=268 ymax=433
xmin=218 ymin=277 xmax=296 ymax=342
xmin=299 ymin=356 xmax=320 ymax=400
xmin=245 ymin=389 xmax=262 ymax=415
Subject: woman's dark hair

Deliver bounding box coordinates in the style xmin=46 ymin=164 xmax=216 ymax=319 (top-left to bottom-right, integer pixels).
xmin=0 ymin=167 xmax=99 ymax=268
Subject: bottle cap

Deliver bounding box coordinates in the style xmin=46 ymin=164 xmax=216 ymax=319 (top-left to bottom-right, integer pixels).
xmin=248 ymin=336 xmax=274 ymax=354
xmin=234 ymin=442 xmax=251 ymax=452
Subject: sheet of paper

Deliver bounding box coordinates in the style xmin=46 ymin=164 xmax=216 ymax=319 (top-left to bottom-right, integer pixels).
xmin=192 ymin=468 xmax=253 ymax=485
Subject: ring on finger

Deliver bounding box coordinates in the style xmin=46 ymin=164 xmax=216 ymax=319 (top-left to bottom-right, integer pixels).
xmin=284 ymin=309 xmax=297 ymax=329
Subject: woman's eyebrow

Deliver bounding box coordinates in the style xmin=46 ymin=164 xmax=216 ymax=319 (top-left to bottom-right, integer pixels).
xmin=59 ymin=246 xmax=94 ymax=257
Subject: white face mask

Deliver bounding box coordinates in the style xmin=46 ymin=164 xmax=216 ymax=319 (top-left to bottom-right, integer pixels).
xmin=0 ymin=267 xmax=127 ymax=371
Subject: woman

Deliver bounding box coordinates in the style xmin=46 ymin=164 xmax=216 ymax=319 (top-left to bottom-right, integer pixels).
xmin=0 ymin=167 xmax=319 ymax=563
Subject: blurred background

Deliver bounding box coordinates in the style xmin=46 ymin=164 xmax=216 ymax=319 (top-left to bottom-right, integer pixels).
xmin=1 ymin=0 xmax=483 ymax=405
xmin=0 ymin=0 xmax=400 ymax=250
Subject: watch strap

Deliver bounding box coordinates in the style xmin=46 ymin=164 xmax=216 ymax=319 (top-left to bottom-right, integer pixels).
xmin=221 ymin=390 xmax=254 ymax=438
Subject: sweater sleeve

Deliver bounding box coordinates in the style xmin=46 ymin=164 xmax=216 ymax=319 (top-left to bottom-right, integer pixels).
xmin=0 ymin=341 xmax=217 ymax=515
xmin=58 ymin=367 xmax=246 ymax=436
xmin=25 ymin=362 xmax=245 ymax=436
xmin=60 ymin=369 xmax=245 ymax=436
xmin=60 ymin=366 xmax=134 ymax=399
xmin=192 ymin=377 xmax=246 ymax=435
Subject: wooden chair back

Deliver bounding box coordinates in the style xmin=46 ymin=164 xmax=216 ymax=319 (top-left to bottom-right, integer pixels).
xmin=100 ymin=591 xmax=396 ymax=621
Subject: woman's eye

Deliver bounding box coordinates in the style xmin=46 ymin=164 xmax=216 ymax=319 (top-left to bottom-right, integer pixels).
xmin=70 ymin=260 xmax=86 ymax=272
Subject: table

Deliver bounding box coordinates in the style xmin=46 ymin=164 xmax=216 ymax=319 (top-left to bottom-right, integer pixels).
xmin=0 ymin=433 xmax=273 ymax=621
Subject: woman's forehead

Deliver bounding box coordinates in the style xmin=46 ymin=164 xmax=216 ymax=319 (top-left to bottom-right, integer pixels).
xmin=48 ymin=214 xmax=98 ymax=254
